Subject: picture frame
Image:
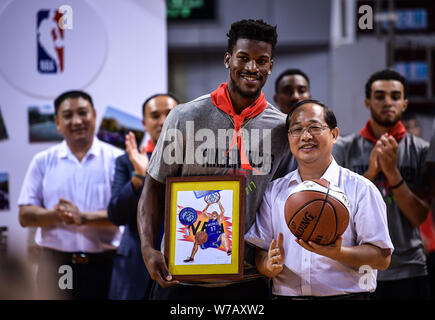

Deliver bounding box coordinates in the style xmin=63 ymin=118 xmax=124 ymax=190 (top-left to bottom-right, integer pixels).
xmin=164 ymin=175 xmax=245 ymax=282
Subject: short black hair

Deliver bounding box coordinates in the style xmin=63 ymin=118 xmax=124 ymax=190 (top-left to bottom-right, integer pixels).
xmin=275 ymin=68 xmax=310 ymax=93
xmin=226 ymin=19 xmax=278 ymax=57
xmin=54 ymin=90 xmax=94 ymax=115
xmin=365 ymin=69 xmax=408 ymax=99
xmin=285 ymin=99 xmax=337 ymax=132
xmin=142 ymin=93 xmax=180 ymax=117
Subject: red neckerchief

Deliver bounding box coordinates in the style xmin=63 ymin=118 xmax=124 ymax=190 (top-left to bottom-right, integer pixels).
xmin=360 ymin=120 xmax=407 ymax=188
xmin=360 ymin=120 xmax=406 ymax=144
xmin=144 ymin=139 xmax=155 ymax=154
xmin=210 ymin=83 xmax=267 ymax=174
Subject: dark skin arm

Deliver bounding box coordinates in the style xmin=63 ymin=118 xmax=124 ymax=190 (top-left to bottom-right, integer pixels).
xmin=137 ymin=174 xmax=179 ymax=288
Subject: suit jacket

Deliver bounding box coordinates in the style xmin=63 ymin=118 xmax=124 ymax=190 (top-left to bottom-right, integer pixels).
xmin=108 ymin=153 xmax=152 ymax=300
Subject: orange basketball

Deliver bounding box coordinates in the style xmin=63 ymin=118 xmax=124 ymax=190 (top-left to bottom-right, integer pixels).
xmin=284 ymin=179 xmax=350 ymax=245
xmin=195 ymin=231 xmax=208 ymax=245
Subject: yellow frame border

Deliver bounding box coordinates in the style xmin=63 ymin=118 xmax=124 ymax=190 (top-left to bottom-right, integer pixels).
xmin=168 ymin=180 xmax=240 ymax=276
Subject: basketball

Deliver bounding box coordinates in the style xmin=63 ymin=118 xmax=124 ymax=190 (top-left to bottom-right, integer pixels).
xmin=284 ymin=179 xmax=350 ymax=245
xmin=195 ymin=231 xmax=208 ymax=245
xmin=204 ymin=192 xmax=220 ymax=204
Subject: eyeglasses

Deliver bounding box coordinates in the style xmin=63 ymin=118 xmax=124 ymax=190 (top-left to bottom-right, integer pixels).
xmin=288 ymin=125 xmax=330 ymax=137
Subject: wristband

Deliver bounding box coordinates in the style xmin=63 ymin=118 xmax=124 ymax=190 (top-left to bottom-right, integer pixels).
xmin=390 ymin=179 xmax=404 ymax=189
xmin=132 ymin=171 xmax=146 ymax=181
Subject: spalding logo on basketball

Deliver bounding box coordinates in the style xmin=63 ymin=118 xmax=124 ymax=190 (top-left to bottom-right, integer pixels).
xmin=179 ymin=207 xmax=198 ymax=226
xmin=284 ymin=179 xmax=350 ymax=245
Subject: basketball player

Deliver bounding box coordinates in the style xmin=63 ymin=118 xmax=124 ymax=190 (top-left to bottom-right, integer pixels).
xmin=183 ymin=200 xmax=231 ymax=263
xmin=333 ymin=69 xmax=430 ymax=299
xmin=245 ymin=100 xmax=393 ymax=300
xmin=137 ymin=19 xmax=296 ymax=300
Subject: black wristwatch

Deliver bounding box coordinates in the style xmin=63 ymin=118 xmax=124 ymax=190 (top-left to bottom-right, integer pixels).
xmin=132 ymin=171 xmax=146 ymax=181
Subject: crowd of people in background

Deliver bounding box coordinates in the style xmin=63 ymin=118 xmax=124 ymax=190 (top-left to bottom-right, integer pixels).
xmin=10 ymin=19 xmax=435 ymax=300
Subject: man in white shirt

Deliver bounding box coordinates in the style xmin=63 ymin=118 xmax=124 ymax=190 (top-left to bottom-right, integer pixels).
xmin=18 ymin=90 xmax=123 ymax=299
xmin=245 ymin=99 xmax=393 ymax=300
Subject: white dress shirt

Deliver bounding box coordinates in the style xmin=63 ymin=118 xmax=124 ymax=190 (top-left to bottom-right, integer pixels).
xmin=245 ymin=159 xmax=394 ymax=297
xmin=18 ymin=138 xmax=124 ymax=253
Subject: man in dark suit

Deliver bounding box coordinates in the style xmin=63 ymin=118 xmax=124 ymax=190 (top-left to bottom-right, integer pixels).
xmin=108 ymin=93 xmax=179 ymax=300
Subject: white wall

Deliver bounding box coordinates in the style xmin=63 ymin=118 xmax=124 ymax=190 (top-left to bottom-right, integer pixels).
xmin=330 ymin=37 xmax=387 ymax=136
xmin=0 ymin=0 xmax=167 ymax=258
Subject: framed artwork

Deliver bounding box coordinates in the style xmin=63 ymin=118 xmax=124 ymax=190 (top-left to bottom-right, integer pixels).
xmin=164 ymin=175 xmax=245 ymax=282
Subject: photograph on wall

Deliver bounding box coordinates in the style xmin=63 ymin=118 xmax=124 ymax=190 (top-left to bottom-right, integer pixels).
xmin=0 ymin=106 xmax=8 ymax=141
xmin=0 ymin=226 xmax=7 ymax=255
xmin=28 ymin=105 xmax=63 ymax=142
xmin=165 ymin=176 xmax=245 ymax=282
xmin=97 ymin=106 xmax=144 ymax=150
xmin=0 ymin=172 xmax=10 ymax=211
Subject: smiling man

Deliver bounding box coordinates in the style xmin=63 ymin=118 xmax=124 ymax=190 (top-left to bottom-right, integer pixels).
xmin=18 ymin=90 xmax=123 ymax=299
xmin=332 ymin=69 xmax=431 ymax=299
xmin=246 ymin=100 xmax=393 ymax=300
xmin=245 ymin=100 xmax=393 ymax=300
xmin=137 ymin=19 xmax=296 ymax=300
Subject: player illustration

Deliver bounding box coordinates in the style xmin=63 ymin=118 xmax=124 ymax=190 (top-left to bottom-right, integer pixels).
xmin=183 ymin=197 xmax=231 ymax=263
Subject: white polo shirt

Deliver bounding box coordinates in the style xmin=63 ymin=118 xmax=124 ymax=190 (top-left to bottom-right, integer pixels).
xmin=245 ymin=159 xmax=394 ymax=297
xmin=18 ymin=138 xmax=124 ymax=253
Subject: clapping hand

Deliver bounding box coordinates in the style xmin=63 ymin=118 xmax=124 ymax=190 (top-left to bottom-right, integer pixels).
xmin=125 ymin=131 xmax=149 ymax=176
xmin=377 ymin=134 xmax=399 ymax=179
xmin=365 ymin=144 xmax=381 ymax=181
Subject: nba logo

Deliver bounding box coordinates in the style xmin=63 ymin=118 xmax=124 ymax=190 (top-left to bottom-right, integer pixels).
xmin=37 ymin=9 xmax=65 ymax=74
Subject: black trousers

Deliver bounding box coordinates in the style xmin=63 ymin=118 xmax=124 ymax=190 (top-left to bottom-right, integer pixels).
xmin=273 ymin=292 xmax=370 ymax=300
xmin=37 ymin=248 xmax=114 ymax=300
xmin=427 ymin=252 xmax=435 ymax=299
xmin=150 ymin=277 xmax=270 ymax=301
xmin=371 ymin=276 xmax=431 ymax=300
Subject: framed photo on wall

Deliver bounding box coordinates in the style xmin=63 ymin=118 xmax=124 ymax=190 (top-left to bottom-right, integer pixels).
xmin=164 ymin=175 xmax=245 ymax=282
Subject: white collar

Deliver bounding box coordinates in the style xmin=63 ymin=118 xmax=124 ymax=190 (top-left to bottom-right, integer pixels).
xmin=58 ymin=136 xmax=100 ymax=161
xmin=287 ymin=157 xmax=340 ymax=187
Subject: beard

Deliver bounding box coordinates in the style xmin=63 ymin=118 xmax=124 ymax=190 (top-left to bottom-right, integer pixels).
xmin=230 ymin=75 xmax=261 ymax=100
xmin=371 ymin=110 xmax=402 ymax=127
